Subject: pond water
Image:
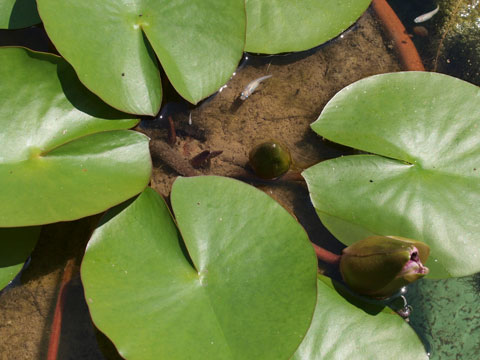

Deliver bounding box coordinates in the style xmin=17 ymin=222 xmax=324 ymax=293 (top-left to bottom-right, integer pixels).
xmin=0 ymin=1 xmax=479 ymax=359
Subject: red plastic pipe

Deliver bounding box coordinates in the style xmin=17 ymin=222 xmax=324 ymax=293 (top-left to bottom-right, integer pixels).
xmin=47 ymin=259 xmax=75 ymax=360
xmin=371 ymin=0 xmax=425 ymax=71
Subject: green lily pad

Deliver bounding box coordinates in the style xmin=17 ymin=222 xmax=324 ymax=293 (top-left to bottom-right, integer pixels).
xmin=292 ymin=275 xmax=428 ymax=360
xmin=0 ymin=227 xmax=40 ymax=290
xmin=303 ymin=72 xmax=480 ymax=278
xmin=245 ymin=0 xmax=371 ymax=53
xmin=0 ymin=0 xmax=41 ymax=29
xmin=36 ymin=0 xmax=245 ymax=115
xmin=0 ymin=47 xmax=151 ymax=227
xmin=81 ymin=177 xmax=318 ymax=360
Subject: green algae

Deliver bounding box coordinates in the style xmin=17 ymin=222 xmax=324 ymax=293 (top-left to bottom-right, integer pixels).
xmin=406 ymin=273 xmax=480 ymax=359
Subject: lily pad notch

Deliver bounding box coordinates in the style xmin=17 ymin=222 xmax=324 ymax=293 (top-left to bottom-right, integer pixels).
xmin=0 ymin=47 xmax=152 ymax=227
xmin=82 ymin=176 xmax=318 ymax=360
xmin=36 ymin=0 xmax=246 ymax=115
xmin=303 ymin=71 xmax=480 ymax=279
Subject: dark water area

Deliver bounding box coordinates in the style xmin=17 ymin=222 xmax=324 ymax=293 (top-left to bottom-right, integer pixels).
xmin=1 ymin=2 xmax=479 ymax=359
xmin=388 ymin=0 xmax=480 ymax=86
xmin=0 ymin=24 xmax=52 ymax=53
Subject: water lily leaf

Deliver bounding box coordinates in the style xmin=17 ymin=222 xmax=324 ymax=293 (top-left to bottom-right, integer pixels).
xmin=81 ymin=177 xmax=317 ymax=360
xmin=292 ymin=275 xmax=428 ymax=360
xmin=245 ymin=0 xmax=371 ymax=53
xmin=0 ymin=227 xmax=40 ymax=290
xmin=303 ymin=72 xmax=480 ymax=278
xmin=0 ymin=0 xmax=41 ymax=29
xmin=0 ymin=47 xmax=151 ymax=227
xmin=36 ymin=0 xmax=245 ymax=115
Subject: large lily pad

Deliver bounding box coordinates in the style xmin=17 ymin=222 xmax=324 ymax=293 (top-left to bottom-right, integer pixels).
xmin=245 ymin=0 xmax=372 ymax=53
xmin=0 ymin=47 xmax=151 ymax=227
xmin=81 ymin=177 xmax=318 ymax=360
xmin=292 ymin=275 xmax=428 ymax=360
xmin=0 ymin=0 xmax=40 ymax=29
xmin=0 ymin=227 xmax=40 ymax=290
xmin=303 ymin=72 xmax=480 ymax=278
xmin=37 ymin=0 xmax=245 ymax=115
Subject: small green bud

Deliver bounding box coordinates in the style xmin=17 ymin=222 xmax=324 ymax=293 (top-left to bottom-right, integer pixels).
xmin=249 ymin=140 xmax=291 ymax=180
xmin=340 ymin=236 xmax=430 ymax=298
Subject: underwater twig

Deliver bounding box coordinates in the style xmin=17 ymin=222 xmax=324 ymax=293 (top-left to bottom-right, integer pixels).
xmin=167 ymin=116 xmax=176 ymax=146
xmin=371 ymin=0 xmax=425 ymax=71
xmin=47 ymin=259 xmax=76 ymax=360
xmin=190 ymin=150 xmax=223 ymax=169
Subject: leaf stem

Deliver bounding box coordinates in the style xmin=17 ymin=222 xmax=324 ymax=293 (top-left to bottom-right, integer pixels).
xmin=312 ymin=243 xmax=341 ymax=265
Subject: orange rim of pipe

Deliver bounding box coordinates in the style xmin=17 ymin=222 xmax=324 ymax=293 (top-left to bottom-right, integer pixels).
xmin=371 ymin=0 xmax=425 ymax=71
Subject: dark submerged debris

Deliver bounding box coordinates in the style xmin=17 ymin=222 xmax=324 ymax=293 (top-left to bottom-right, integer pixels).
xmin=190 ymin=150 xmax=223 ymax=169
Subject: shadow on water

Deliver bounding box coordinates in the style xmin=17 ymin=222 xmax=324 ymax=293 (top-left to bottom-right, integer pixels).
xmin=55 ymin=61 xmax=136 ymax=120
xmin=0 ymin=25 xmax=50 ymax=52
xmin=58 ymin=276 xmax=122 ymax=359
xmin=331 ymin=280 xmax=386 ymax=316
xmin=0 ymin=228 xmax=39 ymax=269
xmin=0 ymin=216 xmax=103 ymax=358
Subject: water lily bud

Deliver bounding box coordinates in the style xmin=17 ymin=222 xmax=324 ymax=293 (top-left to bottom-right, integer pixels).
xmin=249 ymin=140 xmax=291 ymax=180
xmin=340 ymin=236 xmax=429 ymax=298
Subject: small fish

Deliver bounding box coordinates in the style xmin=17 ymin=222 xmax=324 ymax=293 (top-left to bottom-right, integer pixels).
xmin=414 ymin=5 xmax=439 ymax=23
xmin=240 ymin=75 xmax=272 ymax=100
